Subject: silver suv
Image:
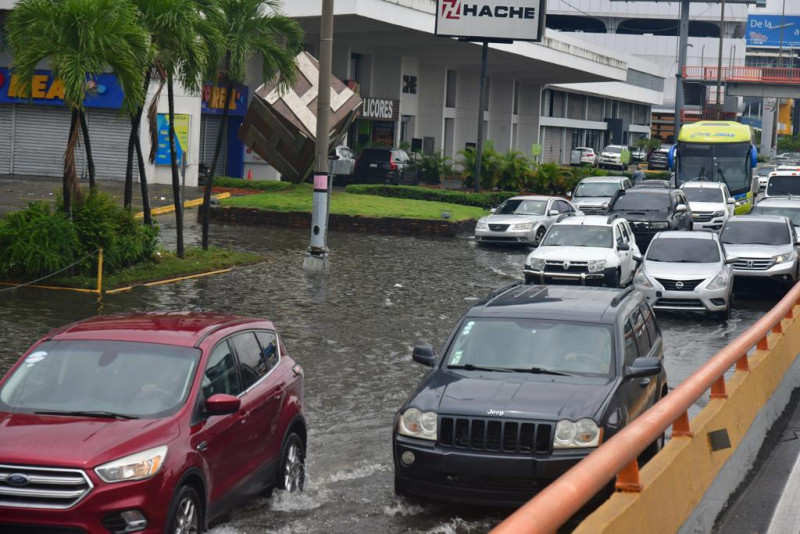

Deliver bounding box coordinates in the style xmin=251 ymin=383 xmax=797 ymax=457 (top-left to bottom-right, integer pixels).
xmin=720 ymin=215 xmax=799 ymax=285
xmin=571 ymin=176 xmax=632 ymax=215
xmin=750 ymin=197 xmax=800 ymax=240
xmin=633 ymin=231 xmax=735 ymax=319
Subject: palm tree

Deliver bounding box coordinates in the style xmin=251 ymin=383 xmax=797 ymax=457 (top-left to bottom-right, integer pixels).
xmin=200 ymin=0 xmax=303 ymax=250
xmin=6 ymin=0 xmax=149 ymax=216
xmin=132 ymin=0 xmax=219 ymax=258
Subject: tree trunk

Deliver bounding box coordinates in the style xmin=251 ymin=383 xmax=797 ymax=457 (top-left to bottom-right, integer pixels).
xmin=132 ymin=113 xmax=152 ymax=226
xmin=78 ymin=110 xmax=96 ymax=189
xmin=201 ymin=79 xmax=234 ymax=250
xmin=167 ymin=75 xmax=184 ymax=258
xmin=124 ymin=122 xmax=135 ymax=209
xmin=62 ymin=108 xmax=82 ymax=216
xmin=126 ymin=70 xmax=152 ymax=210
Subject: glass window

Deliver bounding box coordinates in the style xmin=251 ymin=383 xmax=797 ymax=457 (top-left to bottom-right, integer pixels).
xmin=230 ymin=333 xmax=267 ymax=390
xmin=203 ymin=341 xmax=242 ymax=399
xmin=646 ymin=238 xmax=721 ymax=263
xmin=684 ymin=188 xmax=724 ymax=203
xmin=611 ymin=192 xmax=670 ymax=211
xmin=721 ymin=220 xmax=791 ymax=245
xmin=444 ymin=318 xmax=615 ymax=376
xmin=541 ymin=225 xmax=613 ymax=248
xmin=767 ymin=177 xmax=800 ymax=197
xmin=256 ymin=332 xmax=280 ymax=373
xmin=621 ymin=222 xmax=632 ymax=243
xmin=623 ymin=319 xmax=638 ymax=366
xmin=556 ymin=200 xmax=573 ymax=213
xmin=494 ymin=199 xmax=547 ymax=216
xmin=573 ymin=182 xmax=622 ymax=198
xmin=631 ymin=309 xmax=651 ymax=357
xmin=675 ymin=141 xmax=751 ymax=196
xmin=641 ymin=303 xmax=660 ymax=344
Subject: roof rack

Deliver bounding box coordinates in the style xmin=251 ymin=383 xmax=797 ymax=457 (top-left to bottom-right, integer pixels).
xmin=610 ymin=286 xmax=636 ymax=307
xmin=486 ymin=281 xmax=523 ymax=301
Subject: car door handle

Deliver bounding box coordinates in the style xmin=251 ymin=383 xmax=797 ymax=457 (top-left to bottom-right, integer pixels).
xmin=239 ymin=411 xmax=250 ymax=424
xmin=639 ymin=378 xmax=651 ymax=387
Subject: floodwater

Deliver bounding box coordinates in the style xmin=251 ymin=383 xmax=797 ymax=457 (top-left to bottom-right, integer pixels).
xmin=0 ymin=212 xmax=779 ymax=533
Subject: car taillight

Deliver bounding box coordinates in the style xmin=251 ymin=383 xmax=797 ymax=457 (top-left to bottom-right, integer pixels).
xmin=390 ymin=156 xmax=397 ymax=170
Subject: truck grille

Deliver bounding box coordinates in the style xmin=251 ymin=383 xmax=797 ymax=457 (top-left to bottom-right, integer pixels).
xmin=579 ymin=206 xmax=606 ymax=215
xmin=438 ymin=416 xmax=553 ymax=454
xmin=692 ymin=212 xmax=714 ymax=223
xmin=733 ymin=258 xmax=774 ymax=271
xmin=545 ymin=260 xmax=589 ymax=274
xmin=655 ymin=298 xmax=704 ymax=308
xmin=655 ymin=278 xmax=705 ymax=291
xmin=0 ymin=464 xmax=93 ymax=510
xmin=488 ymin=224 xmax=509 ymax=232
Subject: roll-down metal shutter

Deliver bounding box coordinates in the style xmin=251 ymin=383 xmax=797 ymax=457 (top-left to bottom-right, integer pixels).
xmin=13 ymin=105 xmax=84 ymax=177
xmin=85 ymin=109 xmax=136 ymax=181
xmin=543 ymin=126 xmax=563 ymax=164
xmin=0 ymin=107 xmax=12 ymax=174
xmin=200 ymin=115 xmax=227 ymax=175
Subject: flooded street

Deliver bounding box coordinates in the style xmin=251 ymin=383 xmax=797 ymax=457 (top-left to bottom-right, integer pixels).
xmin=0 ymin=212 xmax=778 ymax=533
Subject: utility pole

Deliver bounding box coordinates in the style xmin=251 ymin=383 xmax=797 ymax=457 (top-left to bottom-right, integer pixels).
xmin=304 ymin=0 xmax=334 ymax=272
xmin=674 ymin=0 xmax=690 ymax=138
xmin=715 ymin=0 xmax=726 ymax=120
xmin=474 ymin=41 xmax=489 ymax=193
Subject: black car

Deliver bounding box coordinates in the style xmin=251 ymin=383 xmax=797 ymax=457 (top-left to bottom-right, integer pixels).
xmin=648 ymin=149 xmax=670 ymax=170
xmin=632 ymin=179 xmax=673 ymax=189
xmin=393 ymin=284 xmax=667 ymax=505
xmin=354 ymin=147 xmax=413 ymax=185
xmin=607 ymin=188 xmax=692 ymax=250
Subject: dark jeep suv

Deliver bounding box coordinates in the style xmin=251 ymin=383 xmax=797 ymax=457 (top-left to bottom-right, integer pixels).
xmin=354 ymin=147 xmax=413 ymax=185
xmin=607 ymin=188 xmax=692 ymax=250
xmin=393 ymin=284 xmax=667 ymax=505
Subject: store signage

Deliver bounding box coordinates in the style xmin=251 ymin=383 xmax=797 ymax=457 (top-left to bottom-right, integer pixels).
xmin=201 ymin=84 xmax=249 ymax=116
xmin=402 ymin=75 xmax=418 ymax=94
xmin=359 ymin=98 xmax=399 ymax=121
xmin=746 ymin=15 xmax=800 ymax=48
xmin=155 ymin=114 xmax=190 ymax=166
xmin=435 ymin=0 xmax=546 ymax=42
xmin=0 ymin=68 xmax=124 ymax=109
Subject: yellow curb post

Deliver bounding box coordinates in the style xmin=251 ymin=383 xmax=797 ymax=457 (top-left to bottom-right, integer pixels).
xmin=96 ymin=248 xmax=103 ymax=294
xmin=134 ymin=192 xmax=231 ymax=219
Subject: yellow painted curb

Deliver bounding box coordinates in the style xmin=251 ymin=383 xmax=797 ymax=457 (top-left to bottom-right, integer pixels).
xmin=0 ymin=281 xmax=99 ymax=294
xmin=134 ymin=192 xmax=231 ymax=219
xmin=104 ymin=268 xmax=234 ymax=294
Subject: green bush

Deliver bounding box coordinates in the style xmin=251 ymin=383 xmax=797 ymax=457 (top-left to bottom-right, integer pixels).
xmin=213 ymin=177 xmax=293 ymax=191
xmin=345 ymin=184 xmax=517 ymax=208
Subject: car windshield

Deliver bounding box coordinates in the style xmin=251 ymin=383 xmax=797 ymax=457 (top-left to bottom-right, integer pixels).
xmin=684 ymin=188 xmax=724 ymax=203
xmin=646 ymin=239 xmax=720 ymax=263
xmin=445 ymin=318 xmax=614 ymax=375
xmin=767 ymin=177 xmax=800 ymax=197
xmin=495 ymin=199 xmax=547 ymax=216
xmin=542 ymin=225 xmax=613 ymax=248
xmin=750 ymin=206 xmax=800 ymax=227
xmin=0 ymin=340 xmax=201 ymax=419
xmin=574 ymin=182 xmax=621 ymax=198
xmin=611 ymin=193 xmax=669 ymax=212
xmin=604 ymin=146 xmax=623 ymax=154
xmin=757 ymin=167 xmax=775 ymax=177
xmin=721 ymin=221 xmax=791 ymax=245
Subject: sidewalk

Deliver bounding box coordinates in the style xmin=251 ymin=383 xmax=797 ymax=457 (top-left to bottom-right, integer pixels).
xmin=0 ymin=174 xmax=202 ymax=216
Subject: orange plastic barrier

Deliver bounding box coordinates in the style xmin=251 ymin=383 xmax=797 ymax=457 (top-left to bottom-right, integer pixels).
xmin=491 ymin=282 xmax=800 ymax=534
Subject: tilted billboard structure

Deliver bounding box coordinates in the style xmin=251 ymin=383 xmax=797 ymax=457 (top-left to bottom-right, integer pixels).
xmin=239 ymin=52 xmax=362 ymax=182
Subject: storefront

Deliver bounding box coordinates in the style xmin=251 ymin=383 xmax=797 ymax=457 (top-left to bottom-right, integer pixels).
xmin=351 ymin=97 xmax=399 ymax=148
xmin=199 ymin=84 xmax=248 ymax=178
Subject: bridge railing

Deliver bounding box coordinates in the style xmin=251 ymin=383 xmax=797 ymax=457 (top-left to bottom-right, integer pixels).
xmin=682 ymin=66 xmax=800 ymax=84
xmin=490 ymin=282 xmax=800 ymax=534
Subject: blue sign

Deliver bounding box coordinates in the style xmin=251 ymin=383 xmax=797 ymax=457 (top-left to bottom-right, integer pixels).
xmin=200 ymin=84 xmax=248 ymax=116
xmin=155 ymin=114 xmax=190 ymax=166
xmin=0 ymin=68 xmax=124 ymax=109
xmin=746 ymin=15 xmax=800 ymax=48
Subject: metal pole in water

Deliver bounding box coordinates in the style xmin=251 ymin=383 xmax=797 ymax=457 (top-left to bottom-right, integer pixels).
xmin=304 ymin=0 xmax=334 ymax=272
xmin=474 ymin=41 xmax=488 ymax=194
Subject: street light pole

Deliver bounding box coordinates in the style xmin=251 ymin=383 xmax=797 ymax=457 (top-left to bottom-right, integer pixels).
xmin=304 ymin=0 xmax=334 ymax=272
xmin=474 ymin=41 xmax=489 ymax=193
xmin=674 ymin=0 xmax=690 ymax=139
xmin=715 ymin=0 xmax=726 ymax=120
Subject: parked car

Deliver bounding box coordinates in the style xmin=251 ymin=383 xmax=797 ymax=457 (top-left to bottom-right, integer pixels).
xmin=572 ymin=146 xmax=598 ymax=166
xmin=330 ymin=145 xmax=356 ymax=185
xmin=628 ymin=145 xmax=647 ymax=163
xmin=607 ymin=188 xmax=692 ymax=250
xmin=393 ymin=283 xmax=667 ymax=505
xmin=756 ymin=165 xmax=776 ymax=192
xmin=633 ymin=231 xmax=735 ymax=319
xmin=721 ymin=215 xmax=800 ymax=285
xmin=750 ymin=197 xmax=800 ymax=239
xmin=647 ymin=147 xmax=670 ymax=171
xmin=776 ymin=152 xmax=800 ymax=165
xmin=523 ymin=214 xmax=640 ymax=287
xmin=475 ymin=196 xmax=582 ymax=246
xmin=598 ymin=145 xmax=629 ymax=170
xmin=681 ymin=181 xmax=735 ymax=232
xmin=0 ymin=313 xmax=306 ymax=533
xmin=355 ymin=147 xmax=413 ymax=185
xmin=571 ymin=176 xmax=632 ymax=215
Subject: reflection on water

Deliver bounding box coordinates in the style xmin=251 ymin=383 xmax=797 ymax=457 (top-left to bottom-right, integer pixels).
xmin=0 ymin=212 xmax=778 ymax=533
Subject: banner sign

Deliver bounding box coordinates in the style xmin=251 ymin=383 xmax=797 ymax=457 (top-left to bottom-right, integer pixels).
xmin=746 ymin=15 xmax=800 ymax=48
xmin=0 ymin=68 xmax=124 ymax=109
xmin=435 ymin=0 xmax=547 ymax=42
xmin=358 ymin=98 xmax=399 ymax=121
xmin=201 ymin=84 xmax=249 ymax=116
xmin=155 ymin=114 xmax=190 ymax=166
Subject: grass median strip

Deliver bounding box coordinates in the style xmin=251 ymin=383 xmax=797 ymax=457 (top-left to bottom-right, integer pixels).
xmin=222 ymin=184 xmax=488 ymax=222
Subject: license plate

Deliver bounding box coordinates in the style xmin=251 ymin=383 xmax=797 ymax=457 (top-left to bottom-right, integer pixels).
xmin=370 ymin=163 xmax=378 ymax=168
xmin=551 ymin=275 xmax=573 ymax=280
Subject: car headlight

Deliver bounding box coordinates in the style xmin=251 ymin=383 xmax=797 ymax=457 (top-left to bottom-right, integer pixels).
xmin=651 ymin=222 xmax=669 ymax=229
xmin=476 ymin=221 xmax=488 ymax=230
xmin=95 ymin=445 xmax=168 ymax=483
xmin=774 ymin=252 xmax=795 ymax=264
xmin=706 ymin=270 xmax=730 ymax=290
xmin=587 ymin=259 xmax=606 ymax=272
xmin=735 ymin=199 xmax=746 ymax=207
xmin=398 ymin=408 xmax=437 ymax=441
xmin=634 ymin=269 xmax=653 ymax=289
xmin=513 ymin=222 xmax=533 ymax=231
xmin=529 ymin=257 xmax=546 ymax=271
xmin=554 ymin=418 xmax=602 ymax=448
xmin=712 ymin=210 xmax=725 ymax=218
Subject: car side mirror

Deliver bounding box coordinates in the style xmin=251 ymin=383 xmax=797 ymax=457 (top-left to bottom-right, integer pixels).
xmin=725 ymin=256 xmax=739 ymax=265
xmin=567 ymin=191 xmax=573 ymax=198
xmin=727 ymin=197 xmax=735 ymax=204
xmin=412 ymin=344 xmax=436 ymax=367
xmin=618 ymin=243 xmax=630 ymax=251
xmin=676 ymin=204 xmax=688 ymax=213
xmin=205 ymin=394 xmax=241 ymax=416
xmin=626 ymin=357 xmax=662 ymax=378
xmin=490 ymin=208 xmax=496 ymax=213
xmin=548 ymin=209 xmax=560 ymax=216
xmin=633 ymin=253 xmax=643 ymax=263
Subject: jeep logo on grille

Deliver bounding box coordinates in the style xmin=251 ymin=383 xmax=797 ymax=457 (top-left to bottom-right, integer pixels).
xmin=487 ymin=409 xmax=505 ymax=416
xmin=675 ymin=281 xmax=684 ymax=289
xmin=6 ymin=473 xmax=30 ymax=487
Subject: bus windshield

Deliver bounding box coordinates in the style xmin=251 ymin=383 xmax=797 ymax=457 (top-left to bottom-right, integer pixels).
xmin=676 ymin=141 xmax=751 ymax=197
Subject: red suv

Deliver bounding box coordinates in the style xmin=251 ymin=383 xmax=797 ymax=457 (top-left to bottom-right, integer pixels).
xmin=0 ymin=312 xmax=306 ymax=533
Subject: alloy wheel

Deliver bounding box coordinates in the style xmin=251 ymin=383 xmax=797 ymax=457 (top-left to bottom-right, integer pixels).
xmin=283 ymin=441 xmax=305 ymax=492
xmin=174 ymin=496 xmax=199 ymax=534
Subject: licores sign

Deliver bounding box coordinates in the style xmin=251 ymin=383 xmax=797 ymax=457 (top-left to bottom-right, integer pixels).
xmin=435 ymin=0 xmax=547 ymax=42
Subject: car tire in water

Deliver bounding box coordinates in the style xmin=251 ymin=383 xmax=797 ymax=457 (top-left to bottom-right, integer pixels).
xmin=278 ymin=433 xmax=305 ymax=492
xmin=640 ymin=389 xmax=667 ymax=465
xmin=534 ymin=227 xmax=546 ymax=246
xmin=166 ymin=485 xmax=203 ymax=534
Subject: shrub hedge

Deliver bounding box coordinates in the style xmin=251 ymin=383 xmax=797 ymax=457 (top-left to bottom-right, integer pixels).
xmin=344 ymin=185 xmax=517 ymax=208
xmin=213 ymin=177 xmax=293 ymax=191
